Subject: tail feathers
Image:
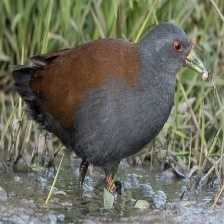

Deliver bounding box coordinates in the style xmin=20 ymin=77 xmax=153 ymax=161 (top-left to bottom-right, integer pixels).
xmin=12 ymin=58 xmax=72 ymax=146
xmin=13 ymin=63 xmax=44 ymax=123
xmin=13 ymin=64 xmax=40 ymax=101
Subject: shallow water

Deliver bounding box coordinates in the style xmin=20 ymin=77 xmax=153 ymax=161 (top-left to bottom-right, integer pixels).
xmin=0 ymin=153 xmax=223 ymax=224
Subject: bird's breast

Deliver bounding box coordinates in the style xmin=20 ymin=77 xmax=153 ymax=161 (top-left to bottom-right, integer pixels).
xmin=73 ymin=78 xmax=174 ymax=164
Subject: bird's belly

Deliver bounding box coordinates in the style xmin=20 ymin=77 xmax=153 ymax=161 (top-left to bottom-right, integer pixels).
xmin=72 ymin=81 xmax=172 ymax=166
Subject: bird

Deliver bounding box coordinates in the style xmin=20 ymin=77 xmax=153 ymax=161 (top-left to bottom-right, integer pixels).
xmin=13 ymin=22 xmax=207 ymax=196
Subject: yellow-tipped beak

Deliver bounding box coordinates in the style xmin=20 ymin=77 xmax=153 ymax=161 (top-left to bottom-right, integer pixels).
xmin=185 ymin=50 xmax=209 ymax=81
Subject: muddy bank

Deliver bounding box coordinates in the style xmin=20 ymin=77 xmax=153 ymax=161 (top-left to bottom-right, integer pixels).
xmin=0 ymin=154 xmax=223 ymax=224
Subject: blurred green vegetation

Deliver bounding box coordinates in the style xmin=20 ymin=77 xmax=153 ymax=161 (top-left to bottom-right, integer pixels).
xmin=0 ymin=0 xmax=224 ymax=184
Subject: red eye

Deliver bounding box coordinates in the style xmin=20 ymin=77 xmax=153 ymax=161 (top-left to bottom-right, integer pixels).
xmin=173 ymin=40 xmax=182 ymax=52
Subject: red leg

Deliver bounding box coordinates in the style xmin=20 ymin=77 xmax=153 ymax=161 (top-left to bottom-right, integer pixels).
xmin=105 ymin=175 xmax=117 ymax=193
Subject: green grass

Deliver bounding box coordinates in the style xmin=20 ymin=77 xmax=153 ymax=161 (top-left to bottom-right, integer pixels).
xmin=0 ymin=0 xmax=224 ymax=184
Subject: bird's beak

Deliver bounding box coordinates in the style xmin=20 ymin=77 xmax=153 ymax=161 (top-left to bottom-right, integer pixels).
xmin=185 ymin=50 xmax=209 ymax=81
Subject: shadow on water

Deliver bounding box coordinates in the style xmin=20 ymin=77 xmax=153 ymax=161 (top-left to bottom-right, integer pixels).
xmin=0 ymin=153 xmax=224 ymax=224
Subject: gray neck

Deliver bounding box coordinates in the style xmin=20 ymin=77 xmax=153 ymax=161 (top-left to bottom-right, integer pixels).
xmin=123 ymin=43 xmax=177 ymax=152
xmin=138 ymin=41 xmax=176 ymax=90
xmin=137 ymin=43 xmax=176 ymax=106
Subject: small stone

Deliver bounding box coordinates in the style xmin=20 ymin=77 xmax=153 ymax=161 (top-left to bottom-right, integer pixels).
xmin=61 ymin=201 xmax=73 ymax=207
xmin=153 ymin=191 xmax=167 ymax=209
xmin=57 ymin=214 xmax=65 ymax=222
xmin=14 ymin=176 xmax=22 ymax=182
xmin=0 ymin=186 xmax=8 ymax=201
xmin=124 ymin=173 xmax=140 ymax=189
xmin=160 ymin=168 xmax=177 ymax=182
xmin=134 ymin=200 xmax=150 ymax=209
xmin=140 ymin=183 xmax=155 ymax=197
xmin=54 ymin=190 xmax=67 ymax=196
xmin=83 ymin=176 xmax=94 ymax=192
xmin=13 ymin=157 xmax=30 ymax=172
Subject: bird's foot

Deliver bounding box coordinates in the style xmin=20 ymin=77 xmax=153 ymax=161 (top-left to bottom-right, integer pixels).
xmin=104 ymin=175 xmax=122 ymax=209
xmin=105 ymin=175 xmax=122 ymax=195
xmin=105 ymin=175 xmax=117 ymax=194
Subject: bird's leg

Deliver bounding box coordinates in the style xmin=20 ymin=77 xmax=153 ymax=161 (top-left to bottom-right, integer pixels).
xmin=114 ymin=180 xmax=122 ymax=195
xmin=104 ymin=177 xmax=122 ymax=195
xmin=104 ymin=162 xmax=122 ymax=195
xmin=103 ymin=162 xmax=121 ymax=209
xmin=105 ymin=175 xmax=117 ymax=194
xmin=79 ymin=160 xmax=89 ymax=187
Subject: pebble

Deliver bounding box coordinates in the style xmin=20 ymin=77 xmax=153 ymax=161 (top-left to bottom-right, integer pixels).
xmin=14 ymin=176 xmax=22 ymax=182
xmin=123 ymin=173 xmax=140 ymax=189
xmin=160 ymin=168 xmax=177 ymax=182
xmin=83 ymin=176 xmax=94 ymax=192
xmin=61 ymin=201 xmax=73 ymax=208
xmin=134 ymin=200 xmax=150 ymax=209
xmin=0 ymin=186 xmax=8 ymax=201
xmin=54 ymin=190 xmax=67 ymax=196
xmin=152 ymin=191 xmax=167 ymax=209
xmin=140 ymin=183 xmax=155 ymax=197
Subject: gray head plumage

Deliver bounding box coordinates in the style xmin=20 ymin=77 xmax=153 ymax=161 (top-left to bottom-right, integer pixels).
xmin=139 ymin=22 xmax=192 ymax=78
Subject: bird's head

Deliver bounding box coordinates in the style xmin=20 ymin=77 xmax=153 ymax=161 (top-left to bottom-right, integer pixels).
xmin=139 ymin=22 xmax=208 ymax=80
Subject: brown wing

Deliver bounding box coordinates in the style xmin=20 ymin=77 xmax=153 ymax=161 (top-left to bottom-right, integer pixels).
xmin=13 ymin=39 xmax=140 ymax=132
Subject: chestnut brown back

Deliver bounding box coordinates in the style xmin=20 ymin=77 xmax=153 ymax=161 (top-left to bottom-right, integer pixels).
xmin=31 ymin=39 xmax=140 ymax=128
